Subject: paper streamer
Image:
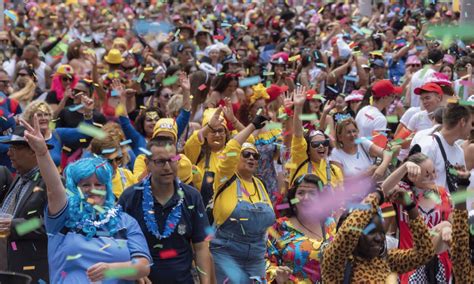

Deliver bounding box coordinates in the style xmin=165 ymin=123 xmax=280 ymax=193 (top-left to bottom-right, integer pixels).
xmin=239 ymin=76 xmax=261 ymax=88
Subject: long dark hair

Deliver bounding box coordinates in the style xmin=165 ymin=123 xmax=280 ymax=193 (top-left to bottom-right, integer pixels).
xmin=134 ymin=107 xmax=164 ymax=137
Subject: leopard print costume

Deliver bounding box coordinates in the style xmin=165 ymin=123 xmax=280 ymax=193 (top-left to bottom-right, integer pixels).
xmin=321 ymin=194 xmax=435 ymax=283
xmin=450 ymin=209 xmax=473 ymax=283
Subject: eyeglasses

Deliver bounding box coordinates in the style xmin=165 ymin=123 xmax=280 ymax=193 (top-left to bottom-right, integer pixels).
xmin=310 ymin=139 xmax=330 ymax=148
xmin=210 ymin=127 xmax=226 ymax=135
xmin=61 ymin=76 xmax=73 ymax=82
xmin=150 ymin=158 xmax=177 ymax=167
xmin=241 ymin=151 xmax=260 ymax=160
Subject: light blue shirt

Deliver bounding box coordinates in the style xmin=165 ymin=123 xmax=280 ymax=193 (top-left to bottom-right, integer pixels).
xmin=45 ymin=202 xmax=151 ymax=283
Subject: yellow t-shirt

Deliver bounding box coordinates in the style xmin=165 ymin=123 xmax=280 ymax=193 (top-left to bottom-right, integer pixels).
xmin=213 ymin=139 xmax=272 ymax=226
xmin=112 ymin=167 xmax=137 ymax=198
xmin=289 ymin=136 xmax=344 ymax=187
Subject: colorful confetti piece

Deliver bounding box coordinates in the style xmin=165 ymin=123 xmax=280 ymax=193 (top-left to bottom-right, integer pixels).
xmin=15 ymin=217 xmax=42 ymax=236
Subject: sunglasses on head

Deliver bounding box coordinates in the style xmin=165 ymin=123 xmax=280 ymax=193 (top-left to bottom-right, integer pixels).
xmin=310 ymin=139 xmax=330 ymax=148
xmin=241 ymin=151 xmax=260 ymax=160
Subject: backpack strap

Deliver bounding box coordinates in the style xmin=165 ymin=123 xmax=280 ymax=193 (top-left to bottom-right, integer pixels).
xmin=290 ymin=159 xmax=310 ymax=185
xmin=433 ymin=135 xmax=449 ymax=164
xmin=214 ymin=175 xmax=238 ymax=201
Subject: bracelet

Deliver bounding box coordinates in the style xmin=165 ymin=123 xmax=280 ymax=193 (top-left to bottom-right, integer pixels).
xmin=374 ymin=189 xmax=385 ymax=205
xmin=404 ymin=202 xmax=416 ymax=212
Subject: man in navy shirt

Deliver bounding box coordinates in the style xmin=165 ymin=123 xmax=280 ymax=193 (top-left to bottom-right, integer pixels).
xmin=119 ymin=137 xmax=213 ymax=284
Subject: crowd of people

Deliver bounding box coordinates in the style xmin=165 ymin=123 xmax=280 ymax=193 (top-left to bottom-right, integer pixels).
xmin=0 ymin=0 xmax=473 ymax=283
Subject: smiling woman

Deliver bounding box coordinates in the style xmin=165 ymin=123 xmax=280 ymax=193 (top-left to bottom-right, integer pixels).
xmin=19 ymin=116 xmax=151 ymax=283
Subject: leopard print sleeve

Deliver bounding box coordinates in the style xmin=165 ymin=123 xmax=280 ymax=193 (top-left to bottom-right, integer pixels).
xmin=321 ymin=193 xmax=378 ymax=283
xmin=450 ymin=209 xmax=472 ymax=283
xmin=387 ymin=214 xmax=435 ymax=273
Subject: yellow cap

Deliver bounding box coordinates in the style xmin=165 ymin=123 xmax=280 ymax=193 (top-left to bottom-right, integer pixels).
xmin=242 ymin=142 xmax=258 ymax=153
xmin=56 ymin=64 xmax=74 ymax=77
xmin=104 ymin=49 xmax=124 ymax=64
xmin=152 ymin=118 xmax=177 ymax=142
xmin=202 ymin=108 xmax=227 ymax=129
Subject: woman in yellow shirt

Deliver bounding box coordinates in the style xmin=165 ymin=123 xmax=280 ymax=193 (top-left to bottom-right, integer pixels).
xmin=184 ymin=107 xmax=229 ymax=208
xmin=211 ymin=114 xmax=275 ymax=284
xmin=289 ymin=86 xmax=343 ymax=187
xmin=89 ymin=133 xmax=137 ymax=198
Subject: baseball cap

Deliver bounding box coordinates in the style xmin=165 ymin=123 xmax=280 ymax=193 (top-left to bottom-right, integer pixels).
xmin=371 ymin=59 xmax=385 ymax=68
xmin=414 ymin=82 xmax=443 ymax=96
xmin=372 ymin=80 xmax=402 ymax=98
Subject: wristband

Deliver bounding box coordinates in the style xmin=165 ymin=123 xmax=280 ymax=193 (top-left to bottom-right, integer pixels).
xmin=374 ymin=189 xmax=385 ymax=205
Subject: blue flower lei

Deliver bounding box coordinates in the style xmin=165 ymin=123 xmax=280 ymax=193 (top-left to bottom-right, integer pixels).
xmin=142 ymin=177 xmax=183 ymax=240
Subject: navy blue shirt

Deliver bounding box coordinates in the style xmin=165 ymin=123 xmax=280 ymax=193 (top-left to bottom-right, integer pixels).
xmin=118 ymin=178 xmax=209 ymax=283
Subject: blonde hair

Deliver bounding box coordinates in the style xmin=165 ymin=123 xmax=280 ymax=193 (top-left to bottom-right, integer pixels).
xmin=99 ymin=122 xmax=130 ymax=166
xmin=335 ymin=117 xmax=358 ymax=149
xmin=10 ymin=78 xmax=36 ymax=104
xmin=22 ymin=101 xmax=52 ymax=124
xmin=167 ymin=94 xmax=183 ymax=117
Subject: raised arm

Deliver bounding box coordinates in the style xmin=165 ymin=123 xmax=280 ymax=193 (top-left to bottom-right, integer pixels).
xmin=21 ymin=116 xmax=66 ymax=215
xmin=292 ymin=86 xmax=307 ymax=138
xmin=381 ymin=162 xmax=419 ymax=197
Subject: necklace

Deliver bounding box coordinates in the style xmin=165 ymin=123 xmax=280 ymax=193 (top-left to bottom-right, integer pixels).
xmin=142 ymin=177 xmax=183 ymax=240
xmin=295 ymin=217 xmax=323 ymax=239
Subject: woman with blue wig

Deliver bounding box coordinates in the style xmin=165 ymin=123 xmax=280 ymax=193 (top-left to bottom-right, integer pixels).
xmin=20 ymin=115 xmax=152 ymax=283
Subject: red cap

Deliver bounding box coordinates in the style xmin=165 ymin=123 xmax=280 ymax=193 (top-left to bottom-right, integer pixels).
xmin=266 ymin=84 xmax=288 ymax=102
xmin=372 ymin=80 xmax=402 ymax=98
xmin=414 ymin=82 xmax=443 ymax=96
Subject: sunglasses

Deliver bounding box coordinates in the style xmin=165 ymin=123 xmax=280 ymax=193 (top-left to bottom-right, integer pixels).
xmin=310 ymin=139 xmax=330 ymax=148
xmin=409 ymin=64 xmax=421 ymax=68
xmin=107 ymin=156 xmax=122 ymax=165
xmin=161 ymin=93 xmax=173 ymax=99
xmin=241 ymin=151 xmax=260 ymax=160
xmin=61 ymin=76 xmax=73 ymax=82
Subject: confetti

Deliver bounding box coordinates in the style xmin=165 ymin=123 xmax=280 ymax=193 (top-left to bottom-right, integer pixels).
xmin=343 ymin=75 xmax=358 ymax=82
xmin=15 ymin=217 xmax=42 ymax=236
xmin=139 ymin=147 xmax=152 ymax=156
xmin=120 ymin=139 xmax=132 ymax=146
xmin=288 ymin=54 xmax=301 ymax=62
xmin=66 ymin=254 xmax=82 ymax=261
xmin=239 ymin=76 xmax=261 ymax=88
xmin=104 ymin=267 xmax=138 ymax=279
xmin=99 ymin=244 xmax=111 ymax=251
xmin=153 ymin=244 xmax=163 ymax=249
xmin=23 ymin=266 xmax=35 ymax=271
xmin=159 ymin=249 xmax=178 ymax=259
xmin=266 ymin=122 xmax=283 ymax=130
xmin=69 ymin=104 xmax=84 ymax=112
xmin=136 ymin=73 xmax=145 ymax=83
xmin=299 ymin=114 xmax=318 ymax=121
xmin=386 ymin=115 xmax=399 ymax=123
xmin=451 ymin=191 xmax=474 ymax=204
xmin=11 ymin=242 xmax=17 ymax=251
xmin=27 ymin=210 xmax=37 ymax=215
xmin=198 ymin=84 xmax=207 ymax=91
xmin=226 ymin=152 xmax=238 ymax=157
xmin=78 ymin=123 xmax=106 ymax=140
xmin=162 ymin=75 xmax=179 ymax=86
xmin=90 ymin=189 xmax=106 ymax=196
xmin=93 ymin=205 xmax=105 ymax=214
xmin=363 ymin=223 xmax=376 ymax=235
xmin=275 ymin=203 xmax=290 ymax=210
xmin=290 ymin=198 xmax=300 ymax=205
xmin=101 ymin=148 xmax=116 ymax=154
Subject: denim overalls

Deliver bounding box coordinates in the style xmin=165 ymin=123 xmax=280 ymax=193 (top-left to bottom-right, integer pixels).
xmin=210 ymin=178 xmax=276 ymax=283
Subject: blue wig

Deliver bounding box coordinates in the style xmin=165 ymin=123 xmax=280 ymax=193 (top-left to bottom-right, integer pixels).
xmin=63 ymin=157 xmax=120 ymax=238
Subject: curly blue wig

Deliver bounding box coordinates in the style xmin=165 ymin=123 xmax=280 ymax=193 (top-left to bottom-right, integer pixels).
xmin=63 ymin=157 xmax=121 ymax=238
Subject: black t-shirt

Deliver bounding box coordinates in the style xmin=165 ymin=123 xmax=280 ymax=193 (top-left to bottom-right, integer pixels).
xmin=118 ymin=179 xmax=209 ymax=283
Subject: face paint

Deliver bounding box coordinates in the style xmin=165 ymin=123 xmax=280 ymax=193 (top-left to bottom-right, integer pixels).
xmin=146 ymin=111 xmax=159 ymax=120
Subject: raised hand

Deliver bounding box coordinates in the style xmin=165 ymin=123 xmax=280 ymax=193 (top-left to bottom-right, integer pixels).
xmin=179 ymin=71 xmax=190 ymax=93
xmin=405 ymin=161 xmax=421 ymax=182
xmin=283 ymin=91 xmax=294 ymax=109
xmin=20 ymin=115 xmax=48 ymax=156
xmin=293 ymin=85 xmax=307 ymax=107
xmin=208 ymin=107 xmax=225 ymax=130
xmin=222 ymin=97 xmax=237 ymax=123
xmin=81 ymin=94 xmax=94 ymax=112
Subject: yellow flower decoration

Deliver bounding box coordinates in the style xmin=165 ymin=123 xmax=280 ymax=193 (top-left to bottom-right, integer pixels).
xmin=249 ymin=83 xmax=270 ymax=105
